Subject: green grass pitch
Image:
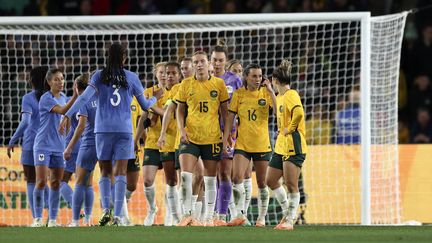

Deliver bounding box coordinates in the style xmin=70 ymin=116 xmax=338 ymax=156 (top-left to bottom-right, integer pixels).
xmin=1 ymin=226 xmax=431 ymax=243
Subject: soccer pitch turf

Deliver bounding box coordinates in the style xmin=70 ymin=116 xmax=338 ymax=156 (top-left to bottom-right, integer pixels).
xmin=1 ymin=226 xmax=431 ymax=243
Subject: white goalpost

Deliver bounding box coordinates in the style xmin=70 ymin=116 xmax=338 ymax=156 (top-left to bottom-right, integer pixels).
xmin=0 ymin=12 xmax=407 ymax=226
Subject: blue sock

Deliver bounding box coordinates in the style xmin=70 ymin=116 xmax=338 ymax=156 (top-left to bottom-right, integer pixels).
xmin=110 ymin=184 xmax=115 ymax=208
xmin=72 ymin=184 xmax=85 ymax=221
xmin=98 ymin=177 xmax=111 ymax=210
xmin=27 ymin=182 xmax=35 ymax=218
xmin=60 ymin=181 xmax=73 ymax=208
xmin=84 ymin=186 xmax=94 ymax=217
xmin=114 ymin=175 xmax=126 ymax=217
xmin=44 ymin=186 xmax=49 ymax=209
xmin=33 ymin=188 xmax=44 ymax=218
xmin=48 ymin=188 xmax=60 ymax=220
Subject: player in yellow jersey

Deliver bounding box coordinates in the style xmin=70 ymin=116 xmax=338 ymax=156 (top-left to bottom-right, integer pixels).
xmin=222 ymin=63 xmax=277 ymax=227
xmin=153 ymin=61 xmax=183 ymax=226
xmin=175 ymin=51 xmax=230 ymax=227
xmin=135 ymin=62 xmax=167 ymax=226
xmin=266 ymin=59 xmax=307 ymax=231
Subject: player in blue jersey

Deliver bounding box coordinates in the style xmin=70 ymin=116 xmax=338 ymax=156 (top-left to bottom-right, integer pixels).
xmin=60 ymin=43 xmax=162 ymax=226
xmin=32 ymin=68 xmax=79 ymax=227
xmin=7 ymin=66 xmax=48 ymax=226
xmin=210 ymin=40 xmax=243 ymax=225
xmin=63 ymin=74 xmax=98 ymax=227
xmin=59 ymin=97 xmax=82 ymax=210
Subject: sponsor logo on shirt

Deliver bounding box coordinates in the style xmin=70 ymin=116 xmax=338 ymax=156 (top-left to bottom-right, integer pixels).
xmin=226 ymin=85 xmax=234 ymax=94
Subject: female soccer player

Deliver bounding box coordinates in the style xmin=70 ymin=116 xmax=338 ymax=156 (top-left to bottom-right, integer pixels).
xmin=64 ymin=74 xmax=97 ymax=227
xmin=175 ymin=51 xmax=229 ymax=227
xmin=33 ymin=68 xmax=79 ymax=227
xmin=266 ymin=59 xmax=307 ymax=230
xmin=7 ymin=66 xmax=48 ymax=226
xmin=136 ymin=61 xmax=167 ymax=226
xmin=210 ymin=41 xmax=243 ymax=225
xmin=155 ymin=61 xmax=183 ymax=226
xmin=60 ymin=43 xmax=161 ymax=226
xmin=223 ymin=64 xmax=276 ymax=227
xmin=226 ymin=59 xmax=243 ymax=77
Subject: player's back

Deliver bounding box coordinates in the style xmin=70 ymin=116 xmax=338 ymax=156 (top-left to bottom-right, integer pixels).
xmin=65 ymin=102 xmax=82 ymax=153
xmin=91 ymin=69 xmax=143 ymax=134
xmin=79 ymin=97 xmax=98 ymax=147
xmin=21 ymin=91 xmax=40 ymax=150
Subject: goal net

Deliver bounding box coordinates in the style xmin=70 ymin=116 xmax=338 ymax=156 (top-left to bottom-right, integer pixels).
xmin=0 ymin=12 xmax=407 ymax=226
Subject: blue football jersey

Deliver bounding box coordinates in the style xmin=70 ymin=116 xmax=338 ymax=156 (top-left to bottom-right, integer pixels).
xmin=78 ymin=97 xmax=97 ymax=147
xmin=21 ymin=91 xmax=40 ymax=150
xmin=33 ymin=91 xmax=67 ymax=152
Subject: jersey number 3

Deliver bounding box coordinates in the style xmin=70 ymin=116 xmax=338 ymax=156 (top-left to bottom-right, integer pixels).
xmin=110 ymin=88 xmax=121 ymax=106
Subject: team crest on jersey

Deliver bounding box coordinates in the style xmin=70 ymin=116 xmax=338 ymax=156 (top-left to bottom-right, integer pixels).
xmin=258 ymin=99 xmax=266 ymax=106
xmin=38 ymin=154 xmax=45 ymax=161
xmin=131 ymin=105 xmax=137 ymax=111
xmin=210 ymin=90 xmax=218 ymax=98
xmin=226 ymin=85 xmax=234 ymax=94
xmin=279 ymin=105 xmax=284 ymax=113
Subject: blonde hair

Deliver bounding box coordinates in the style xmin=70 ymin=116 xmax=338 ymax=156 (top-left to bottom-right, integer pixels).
xmin=153 ymin=61 xmax=167 ymax=75
xmin=272 ymin=59 xmax=293 ymax=85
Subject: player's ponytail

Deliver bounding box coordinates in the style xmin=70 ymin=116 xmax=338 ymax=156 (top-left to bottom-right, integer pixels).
xmin=212 ymin=38 xmax=228 ymax=56
xmin=30 ymin=66 xmax=48 ymax=101
xmin=272 ymin=59 xmax=292 ymax=85
xmin=100 ymin=42 xmax=128 ymax=89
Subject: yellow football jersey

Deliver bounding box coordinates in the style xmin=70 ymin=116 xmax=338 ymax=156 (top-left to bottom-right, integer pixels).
xmin=175 ymin=76 xmax=230 ymax=145
xmin=274 ymin=89 xmax=308 ymax=156
xmin=144 ymin=85 xmax=167 ymax=150
xmin=160 ymin=84 xmax=180 ymax=152
xmin=229 ymin=87 xmax=272 ymax=153
xmin=130 ymin=97 xmax=143 ymax=138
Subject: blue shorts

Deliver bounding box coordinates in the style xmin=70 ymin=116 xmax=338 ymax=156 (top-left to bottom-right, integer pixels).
xmin=96 ymin=133 xmax=134 ymax=161
xmin=76 ymin=146 xmax=98 ymax=171
xmin=64 ymin=153 xmax=78 ymax=173
xmin=34 ymin=150 xmax=65 ymax=168
xmin=21 ymin=150 xmax=35 ymax=166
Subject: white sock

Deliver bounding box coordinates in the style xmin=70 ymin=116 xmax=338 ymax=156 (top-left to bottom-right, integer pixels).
xmin=200 ymin=196 xmax=206 ymax=221
xmin=232 ymin=183 xmax=245 ymax=216
xmin=287 ymin=192 xmax=300 ymax=221
xmin=180 ymin=171 xmax=193 ymax=216
xmin=228 ymin=188 xmax=237 ymax=218
xmin=243 ymin=178 xmax=253 ymax=215
xmin=164 ymin=193 xmax=172 ymax=225
xmin=191 ymin=195 xmax=199 ymax=218
xmin=144 ymin=184 xmax=156 ymax=211
xmin=193 ymin=201 xmax=202 ymax=219
xmin=166 ymin=185 xmax=180 ymax=221
xmin=273 ymin=186 xmax=289 ymax=215
xmin=258 ymin=187 xmax=269 ymax=221
xmin=203 ymin=176 xmax=217 ymax=220
xmin=177 ymin=187 xmax=184 ymax=215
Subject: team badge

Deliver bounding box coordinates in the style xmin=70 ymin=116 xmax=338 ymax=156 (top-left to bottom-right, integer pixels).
xmin=131 ymin=105 xmax=137 ymax=111
xmin=38 ymin=154 xmax=45 ymax=161
xmin=258 ymin=99 xmax=266 ymax=106
xmin=210 ymin=90 xmax=218 ymax=98
xmin=279 ymin=105 xmax=284 ymax=113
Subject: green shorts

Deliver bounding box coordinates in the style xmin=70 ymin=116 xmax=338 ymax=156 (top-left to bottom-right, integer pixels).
xmin=160 ymin=151 xmax=176 ymax=162
xmin=175 ymin=150 xmax=180 ymax=170
xmin=178 ymin=142 xmax=222 ymax=161
xmin=143 ymin=149 xmax=162 ymax=169
xmin=127 ymin=153 xmax=141 ymax=172
xmin=234 ymin=149 xmax=272 ymax=162
xmin=269 ymin=153 xmax=306 ymax=170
